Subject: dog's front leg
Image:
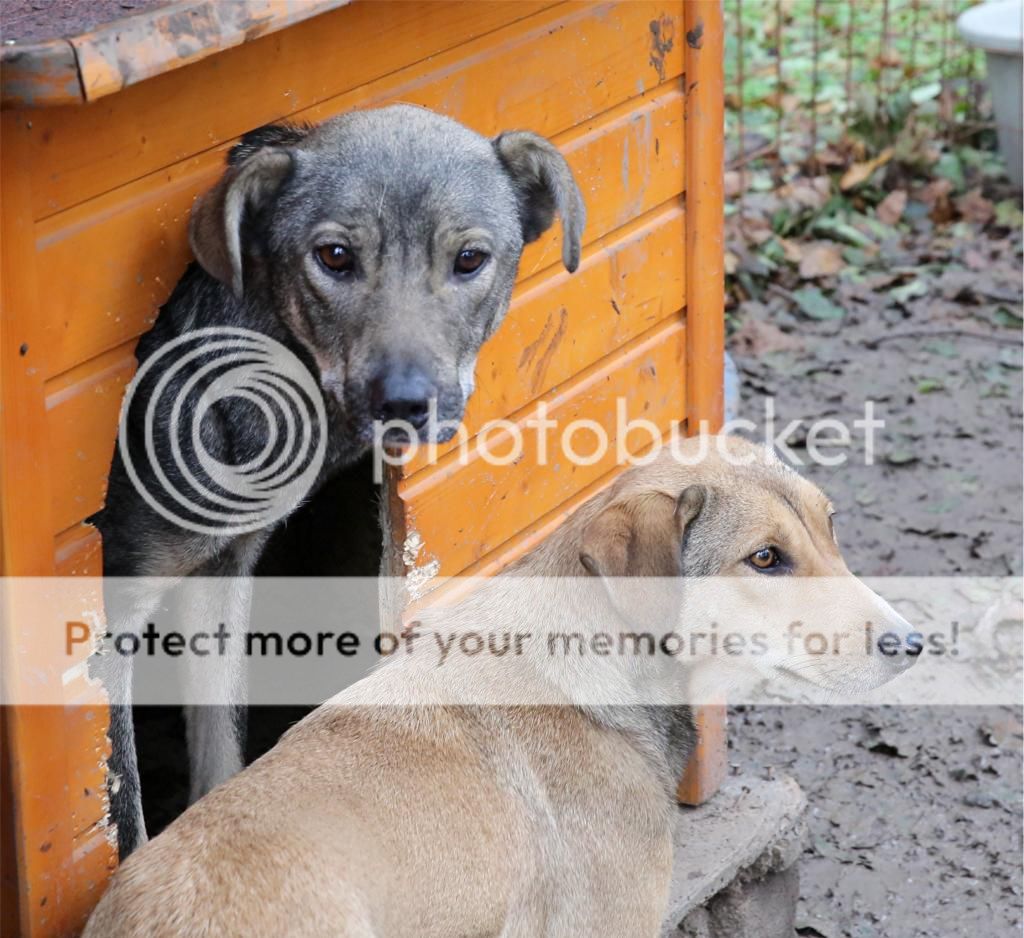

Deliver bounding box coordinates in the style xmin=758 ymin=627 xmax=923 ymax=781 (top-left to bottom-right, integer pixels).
xmin=179 ymin=540 xmax=263 ymax=801
xmin=92 ymin=582 xmax=163 ymax=857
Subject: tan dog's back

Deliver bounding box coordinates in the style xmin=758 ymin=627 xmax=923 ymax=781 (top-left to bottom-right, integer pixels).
xmin=85 ymin=436 xmax=914 ymax=937
xmin=85 ymin=701 xmax=670 ymax=937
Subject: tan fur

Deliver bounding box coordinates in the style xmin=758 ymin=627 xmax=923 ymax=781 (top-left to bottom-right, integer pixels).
xmin=84 ymin=436 xmax=913 ymax=938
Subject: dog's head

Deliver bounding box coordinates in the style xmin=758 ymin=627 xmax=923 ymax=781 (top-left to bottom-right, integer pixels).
xmin=189 ymin=105 xmax=585 ymax=446
xmin=577 ymin=436 xmax=916 ymax=694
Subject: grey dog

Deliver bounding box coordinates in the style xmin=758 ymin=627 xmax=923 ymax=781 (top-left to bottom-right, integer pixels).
xmin=91 ymin=104 xmax=585 ymax=856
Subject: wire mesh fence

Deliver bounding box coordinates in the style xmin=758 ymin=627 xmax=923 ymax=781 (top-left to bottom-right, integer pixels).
xmin=724 ymin=0 xmax=992 ymax=177
xmin=720 ymin=0 xmax=1020 ymax=315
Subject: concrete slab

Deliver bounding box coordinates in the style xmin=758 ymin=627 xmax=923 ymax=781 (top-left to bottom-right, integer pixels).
xmin=662 ymin=774 xmax=807 ymax=937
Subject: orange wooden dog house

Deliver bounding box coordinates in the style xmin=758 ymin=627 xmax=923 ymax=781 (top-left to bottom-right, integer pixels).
xmin=0 ymin=2 xmax=724 ymax=934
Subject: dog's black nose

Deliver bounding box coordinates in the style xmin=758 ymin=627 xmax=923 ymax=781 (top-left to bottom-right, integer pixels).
xmin=369 ymin=363 xmax=437 ymax=429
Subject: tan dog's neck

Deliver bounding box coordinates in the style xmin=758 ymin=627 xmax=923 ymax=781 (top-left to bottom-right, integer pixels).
xmin=383 ymin=435 xmax=914 ymax=712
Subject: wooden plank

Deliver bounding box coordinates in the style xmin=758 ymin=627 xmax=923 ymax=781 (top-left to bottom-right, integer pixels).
xmin=55 ymin=525 xmax=103 ymax=578
xmin=28 ymin=1 xmax=559 ymax=218
xmin=63 ymin=682 xmax=112 ymax=841
xmin=683 ymin=0 xmax=724 ymax=436
xmin=0 ymin=109 xmax=77 ymax=938
xmin=677 ymin=0 xmax=727 ymax=809
xmin=36 ymin=155 xmax=205 ymax=379
xmin=509 ymin=82 xmax=685 ymax=287
xmin=406 ymin=200 xmax=685 ymax=474
xmin=396 ymin=317 xmax=686 ymax=579
xmin=676 ymin=702 xmax=728 ymax=806
xmin=35 ymin=7 xmax=684 ymax=378
xmin=0 ymin=711 xmax=19 ymax=936
xmin=61 ymin=828 xmax=116 ymax=933
xmin=0 ymin=40 xmax=82 ymax=110
xmin=45 ymin=346 xmax=135 ymax=535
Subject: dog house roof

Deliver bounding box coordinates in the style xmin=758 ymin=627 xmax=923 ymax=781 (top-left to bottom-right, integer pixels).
xmin=1 ymin=0 xmax=351 ymax=108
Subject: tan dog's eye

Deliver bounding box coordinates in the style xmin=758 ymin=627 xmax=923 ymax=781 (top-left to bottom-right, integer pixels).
xmin=454 ymin=249 xmax=489 ymax=276
xmin=749 ymin=547 xmax=780 ymax=570
xmin=316 ymin=244 xmax=355 ymax=276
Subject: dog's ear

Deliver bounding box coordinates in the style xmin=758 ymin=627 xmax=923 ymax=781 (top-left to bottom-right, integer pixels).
xmin=580 ymin=486 xmax=706 ymax=626
xmin=493 ymin=131 xmax=586 ymax=273
xmin=227 ymin=122 xmax=311 ymax=166
xmin=189 ymin=144 xmax=296 ymax=297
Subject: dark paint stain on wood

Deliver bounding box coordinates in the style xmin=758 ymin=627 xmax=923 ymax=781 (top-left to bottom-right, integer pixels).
xmin=686 ymin=21 xmax=704 ymax=49
xmin=610 ymin=299 xmax=622 ymax=316
xmin=519 ymin=313 xmax=556 ymax=369
xmin=531 ymin=307 xmax=569 ymax=393
xmin=648 ymin=15 xmax=674 ymax=83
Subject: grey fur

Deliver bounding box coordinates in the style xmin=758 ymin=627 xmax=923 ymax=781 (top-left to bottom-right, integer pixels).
xmin=91 ymin=105 xmax=585 ymax=857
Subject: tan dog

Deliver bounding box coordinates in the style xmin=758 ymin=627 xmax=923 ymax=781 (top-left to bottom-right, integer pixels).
xmin=84 ymin=436 xmax=915 ymax=938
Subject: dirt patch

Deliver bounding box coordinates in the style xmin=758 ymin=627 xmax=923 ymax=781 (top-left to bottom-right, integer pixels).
xmin=726 ymin=219 xmax=1022 ymax=936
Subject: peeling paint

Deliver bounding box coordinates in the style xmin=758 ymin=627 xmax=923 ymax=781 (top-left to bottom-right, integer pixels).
xmin=402 ymin=529 xmax=439 ymax=599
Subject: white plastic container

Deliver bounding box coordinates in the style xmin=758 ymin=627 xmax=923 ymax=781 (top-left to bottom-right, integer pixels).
xmin=957 ymin=0 xmax=1023 ymax=188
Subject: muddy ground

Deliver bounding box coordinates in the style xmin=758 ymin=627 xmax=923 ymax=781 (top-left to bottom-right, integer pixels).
xmin=725 ymin=219 xmax=1023 ymax=937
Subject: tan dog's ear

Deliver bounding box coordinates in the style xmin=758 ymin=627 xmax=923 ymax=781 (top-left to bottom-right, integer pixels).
xmin=189 ymin=148 xmax=295 ymax=297
xmin=580 ymin=486 xmax=707 ymax=627
xmin=580 ymin=486 xmax=706 ymax=578
xmin=493 ymin=131 xmax=586 ymax=272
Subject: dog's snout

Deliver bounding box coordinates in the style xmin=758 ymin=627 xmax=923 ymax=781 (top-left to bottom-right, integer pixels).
xmin=369 ymin=362 xmax=437 ymax=429
xmin=868 ymin=594 xmax=918 ymax=672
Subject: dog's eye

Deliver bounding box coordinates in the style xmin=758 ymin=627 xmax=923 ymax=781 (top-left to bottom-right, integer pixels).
xmin=748 ymin=547 xmax=781 ymax=570
xmin=316 ymin=244 xmax=354 ymax=276
xmin=454 ymin=249 xmax=488 ymax=276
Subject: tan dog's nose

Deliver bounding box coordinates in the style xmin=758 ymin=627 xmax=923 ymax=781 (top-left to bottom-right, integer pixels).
xmin=865 ymin=589 xmax=918 ymax=673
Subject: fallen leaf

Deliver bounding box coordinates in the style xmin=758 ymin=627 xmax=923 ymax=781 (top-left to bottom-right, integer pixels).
xmin=778 ymin=237 xmax=804 ymax=263
xmin=955 ymin=188 xmax=994 ymax=225
xmin=812 ymin=217 xmax=876 ymax=249
xmin=915 ymin=178 xmax=955 ymax=223
xmin=964 ymin=249 xmax=988 ymax=271
xmin=792 ymin=287 xmax=845 ymax=320
xmin=799 ymin=242 xmax=844 ymax=279
xmin=781 ymin=175 xmax=832 ymax=210
xmin=840 ymin=147 xmax=894 ymax=191
xmin=910 ymin=81 xmax=942 ymax=104
xmin=842 ymin=246 xmax=872 ymax=268
xmin=917 ymin=378 xmax=944 ymax=394
xmin=993 ymin=307 xmax=1024 ymax=328
xmin=916 ymin=178 xmax=953 ymax=208
xmin=935 ymin=151 xmax=966 ymax=192
xmin=876 ymin=189 xmax=908 ymax=225
xmin=891 ymin=278 xmax=929 ymax=305
xmin=724 ymin=250 xmax=740 ymax=275
xmin=729 ymin=318 xmax=804 ymax=356
xmin=994 ymin=199 xmax=1023 ymax=229
xmin=724 ymin=170 xmax=743 ymax=198
xmin=885 ymin=449 xmax=919 ymax=465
